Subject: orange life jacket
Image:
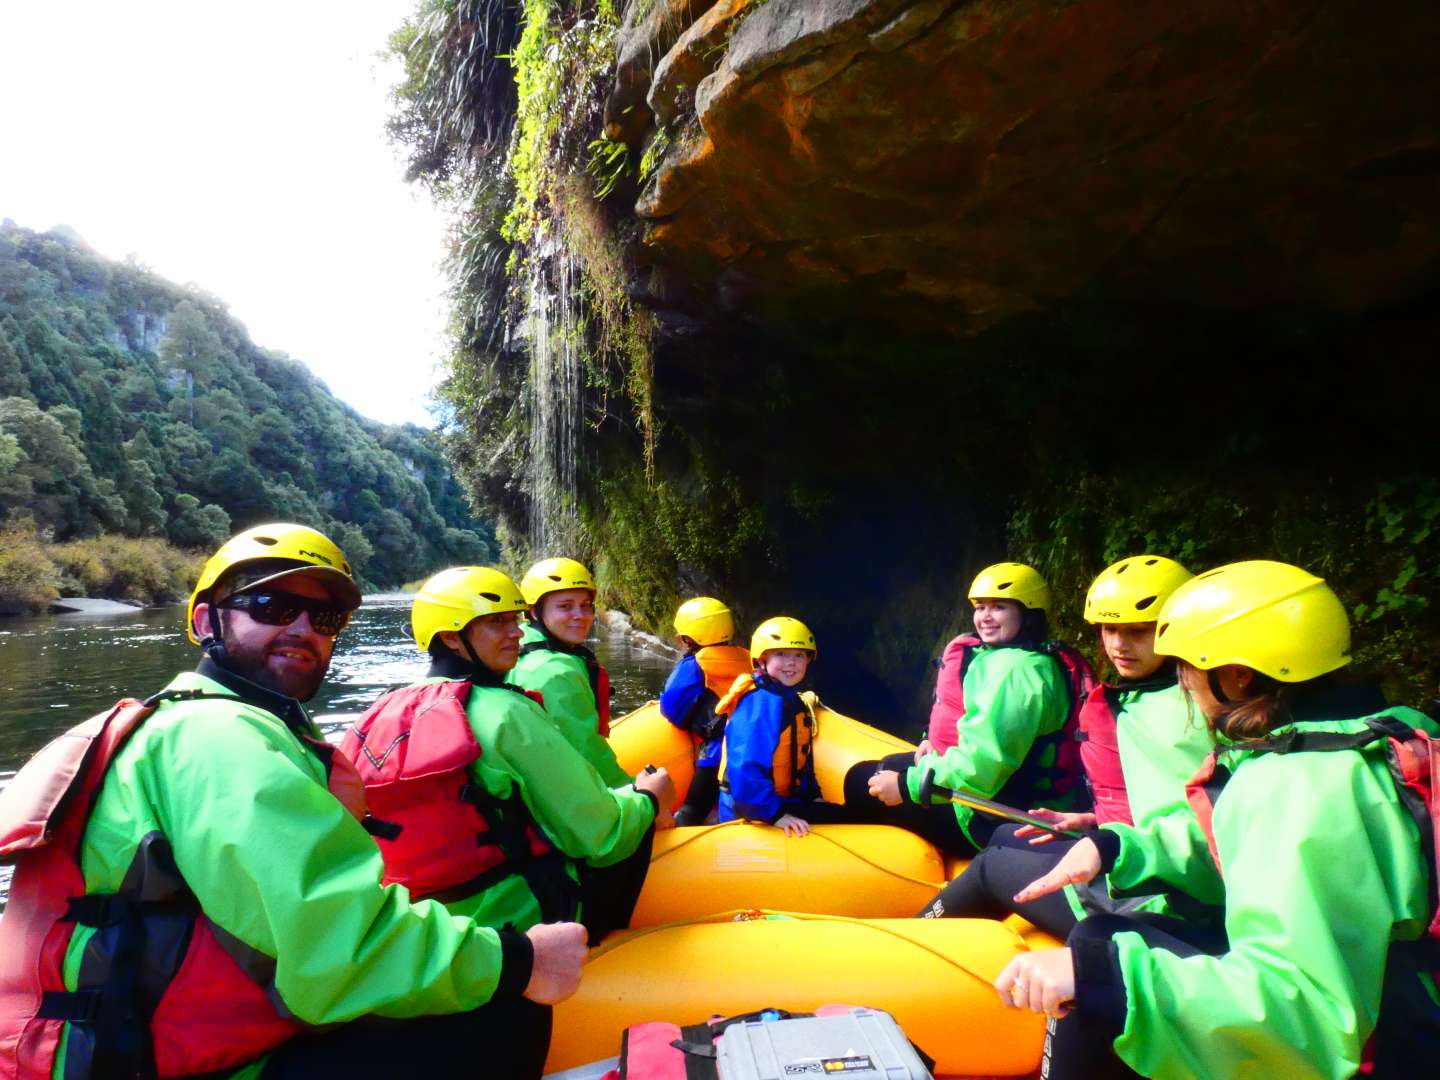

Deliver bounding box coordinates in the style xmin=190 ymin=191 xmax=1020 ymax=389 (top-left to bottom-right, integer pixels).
xmin=693 ymin=645 xmax=753 ymax=699
xmin=715 ymin=675 xmax=816 ymax=798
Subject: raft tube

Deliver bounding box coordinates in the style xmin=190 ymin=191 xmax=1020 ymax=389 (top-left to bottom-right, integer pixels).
xmin=607 ymin=701 xmax=696 ymax=806
xmin=804 ymin=694 xmax=915 ymax=803
xmin=632 ymin=822 xmax=945 ymax=926
xmin=607 ymin=695 xmax=916 ymax=809
xmin=545 ymin=914 xmax=1047 ymax=1077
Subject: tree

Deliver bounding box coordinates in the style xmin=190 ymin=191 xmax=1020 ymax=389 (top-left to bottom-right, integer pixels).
xmin=0 ymin=328 xmax=29 ymax=397
xmin=0 ymin=429 xmax=32 ymax=508
xmin=169 ymin=493 xmax=231 ymax=549
xmin=0 ymin=396 xmax=102 ymax=535
xmin=158 ymin=300 xmax=227 ymax=401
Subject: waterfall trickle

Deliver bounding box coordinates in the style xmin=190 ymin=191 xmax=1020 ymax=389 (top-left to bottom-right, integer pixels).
xmin=523 ymin=240 xmax=584 ymax=554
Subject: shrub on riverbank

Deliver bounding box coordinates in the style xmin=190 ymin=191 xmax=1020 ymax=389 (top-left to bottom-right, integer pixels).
xmin=0 ymin=520 xmax=60 ymax=613
xmin=0 ymin=523 xmax=204 ymax=613
xmin=49 ymin=537 xmax=203 ymax=606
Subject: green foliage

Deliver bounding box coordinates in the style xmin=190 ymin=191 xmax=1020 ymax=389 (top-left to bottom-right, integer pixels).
xmin=0 ymin=519 xmax=59 ymax=613
xmin=586 ymin=135 xmax=631 ymax=198
xmin=1009 ymin=468 xmax=1440 ymax=705
xmin=49 ymin=536 xmax=203 ymax=605
xmin=0 ymin=222 xmax=496 ymax=589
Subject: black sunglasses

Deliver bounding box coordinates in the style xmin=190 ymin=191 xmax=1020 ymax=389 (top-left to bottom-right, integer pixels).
xmin=218 ymin=591 xmax=351 ymax=637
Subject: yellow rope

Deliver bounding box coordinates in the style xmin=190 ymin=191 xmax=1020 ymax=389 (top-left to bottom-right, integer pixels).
xmin=647 ymin=821 xmax=943 ymax=891
xmin=585 ymin=908 xmax=1029 ymax=991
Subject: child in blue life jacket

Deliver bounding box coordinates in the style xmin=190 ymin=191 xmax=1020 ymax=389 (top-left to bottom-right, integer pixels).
xmin=659 ymin=596 xmax=752 ymax=826
xmin=918 ymin=556 xmax=1217 ymax=938
xmin=717 ymin=616 xmax=855 ymax=836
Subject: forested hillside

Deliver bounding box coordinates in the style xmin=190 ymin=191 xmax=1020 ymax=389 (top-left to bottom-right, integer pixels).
xmin=0 ymin=220 xmax=494 ymax=590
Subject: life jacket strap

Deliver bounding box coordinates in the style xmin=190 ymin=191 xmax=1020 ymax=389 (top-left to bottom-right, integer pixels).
xmin=37 ymin=989 xmax=103 ymax=1024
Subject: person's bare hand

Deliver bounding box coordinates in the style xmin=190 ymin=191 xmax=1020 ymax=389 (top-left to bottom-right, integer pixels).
xmin=523 ymin=922 xmax=588 ymax=1004
xmin=867 ymin=769 xmax=903 ymax=806
xmin=1012 ymin=837 xmax=1102 ymax=903
xmin=636 ymin=766 xmax=676 ymax=826
xmin=774 ymin=813 xmax=810 ymax=837
xmin=994 ymin=949 xmax=1075 ymax=1018
xmin=913 ymin=739 xmax=933 ymax=766
xmin=1014 ymin=809 xmax=1097 ymax=845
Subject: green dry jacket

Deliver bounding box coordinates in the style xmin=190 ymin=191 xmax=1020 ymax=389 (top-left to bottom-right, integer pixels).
xmin=1065 ymin=681 xmax=1215 ymax=920
xmin=437 ymin=675 xmax=655 ymax=931
xmin=905 ymin=645 xmax=1068 ymax=845
xmin=507 ymin=622 xmax=631 ymax=787
xmin=1102 ymin=704 xmax=1437 ymax=1079
xmin=57 ymin=670 xmax=527 ymax=1080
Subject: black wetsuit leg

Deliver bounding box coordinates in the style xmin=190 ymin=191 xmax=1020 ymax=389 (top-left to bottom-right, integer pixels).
xmin=576 ymin=819 xmax=657 ymax=944
xmin=261 ymin=996 xmax=552 ymax=1079
xmin=841 ymin=757 xmax=979 ymax=855
xmin=918 ymin=826 xmax=1079 ymax=937
xmin=673 ymin=764 xmax=720 ymax=827
xmin=1042 ymin=913 xmax=1227 ymax=1080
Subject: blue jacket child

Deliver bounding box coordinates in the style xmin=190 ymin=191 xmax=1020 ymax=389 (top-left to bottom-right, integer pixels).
xmin=659 ymin=598 xmax=750 ymax=826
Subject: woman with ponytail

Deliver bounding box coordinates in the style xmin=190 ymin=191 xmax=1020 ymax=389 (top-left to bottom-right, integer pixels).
xmin=995 ymin=561 xmax=1438 ymax=1079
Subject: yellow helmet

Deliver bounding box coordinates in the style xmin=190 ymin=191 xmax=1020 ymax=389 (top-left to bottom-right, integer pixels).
xmin=187 ymin=523 xmax=361 ymax=644
xmin=1084 ymin=556 xmax=1193 ymax=624
xmin=1153 ymin=560 xmax=1351 ymax=682
xmin=411 ymin=566 xmax=527 ymax=651
xmin=674 ymin=596 xmax=735 ymax=646
xmin=520 ymin=557 xmax=597 ymax=607
xmin=749 ymin=616 xmax=817 ymax=662
xmin=968 ymin=562 xmax=1051 ymax=612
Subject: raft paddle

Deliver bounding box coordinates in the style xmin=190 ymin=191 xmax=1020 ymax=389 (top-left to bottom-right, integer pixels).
xmin=917 ymin=769 xmax=1085 ymax=839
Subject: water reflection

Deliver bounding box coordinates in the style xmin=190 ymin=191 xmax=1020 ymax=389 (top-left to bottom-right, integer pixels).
xmin=0 ymin=597 xmax=678 ymax=906
xmin=0 ymin=597 xmax=676 ymax=773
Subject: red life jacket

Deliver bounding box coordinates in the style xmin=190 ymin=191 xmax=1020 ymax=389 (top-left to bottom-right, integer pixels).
xmin=0 ymin=689 xmax=367 ymax=1080
xmin=339 ymin=681 xmax=573 ymax=913
xmin=1075 ymin=685 xmax=1132 ymax=826
xmin=926 ymin=635 xmax=981 ymax=753
xmin=928 ymin=636 xmax=1096 ymax=804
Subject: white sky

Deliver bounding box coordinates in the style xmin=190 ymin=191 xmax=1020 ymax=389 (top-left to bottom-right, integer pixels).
xmin=0 ymin=1 xmax=450 ymax=427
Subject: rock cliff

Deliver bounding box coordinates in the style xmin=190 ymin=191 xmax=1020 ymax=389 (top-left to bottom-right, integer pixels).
xmin=397 ymin=0 xmax=1440 ymax=718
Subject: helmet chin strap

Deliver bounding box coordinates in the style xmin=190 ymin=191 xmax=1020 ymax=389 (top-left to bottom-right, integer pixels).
xmin=1207 ymin=667 xmax=1233 ymax=705
xmin=200 ymin=601 xmax=230 ymax=665
xmin=458 ymin=632 xmax=486 ymax=674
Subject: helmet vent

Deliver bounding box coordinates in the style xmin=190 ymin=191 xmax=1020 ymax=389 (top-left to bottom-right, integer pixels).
xmin=997 ymin=581 xmax=1013 ymax=591
xmin=1115 ymin=562 xmax=1130 ymax=574
xmin=254 ymin=535 xmax=278 ymax=546
xmin=1198 ymin=569 xmax=1223 ymax=580
xmin=1143 ymin=558 xmax=1159 ymax=566
xmin=342 ymin=562 xmax=351 ymax=574
xmin=1134 ymin=595 xmax=1157 ymax=611
xmin=480 ymin=592 xmax=500 ymax=602
xmin=1157 ymin=622 xmax=1170 ymax=638
xmin=547 ymin=574 xmax=562 ymax=582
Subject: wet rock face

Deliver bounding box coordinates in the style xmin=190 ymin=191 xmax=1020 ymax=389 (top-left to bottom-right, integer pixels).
xmin=616 ymin=0 xmax=1440 ymax=335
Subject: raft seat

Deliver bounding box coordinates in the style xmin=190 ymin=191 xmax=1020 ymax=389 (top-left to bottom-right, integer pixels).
xmin=546 ymin=914 xmax=1052 ymax=1078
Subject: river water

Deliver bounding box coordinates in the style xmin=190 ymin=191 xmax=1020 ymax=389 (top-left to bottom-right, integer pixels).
xmin=0 ymin=595 xmax=676 ymax=905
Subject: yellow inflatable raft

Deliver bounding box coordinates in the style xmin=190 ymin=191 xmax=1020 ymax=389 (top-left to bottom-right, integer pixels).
xmin=545 ymin=913 xmax=1048 ymax=1077
xmin=632 ymin=822 xmax=945 ymax=926
xmin=607 ymin=694 xmax=917 ymax=807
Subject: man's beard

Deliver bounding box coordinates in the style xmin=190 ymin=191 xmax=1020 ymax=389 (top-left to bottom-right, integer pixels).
xmin=220 ymin=629 xmax=328 ymax=700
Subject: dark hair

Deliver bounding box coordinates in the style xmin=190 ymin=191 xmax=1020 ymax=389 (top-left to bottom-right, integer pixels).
xmin=1016 ymin=607 xmax=1049 ymax=647
xmin=1179 ymin=662 xmax=1290 ymax=740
